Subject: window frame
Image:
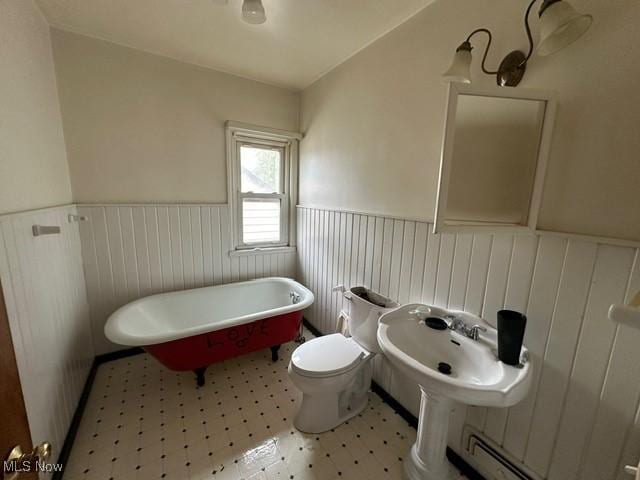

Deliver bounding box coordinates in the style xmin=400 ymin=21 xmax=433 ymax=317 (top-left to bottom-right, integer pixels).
xmin=237 ymin=139 xmax=287 ymax=247
xmin=226 ymin=121 xmax=300 ymax=251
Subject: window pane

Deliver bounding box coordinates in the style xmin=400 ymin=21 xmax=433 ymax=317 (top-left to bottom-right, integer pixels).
xmin=242 ymin=199 xmax=281 ymax=244
xmin=240 ymin=145 xmax=281 ymax=193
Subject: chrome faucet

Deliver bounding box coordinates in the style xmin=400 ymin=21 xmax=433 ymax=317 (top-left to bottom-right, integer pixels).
xmin=468 ymin=324 xmax=487 ymax=341
xmin=290 ymin=291 xmax=301 ymax=304
xmin=448 ymin=316 xmax=487 ymax=341
xmin=447 ymin=316 xmax=465 ymax=331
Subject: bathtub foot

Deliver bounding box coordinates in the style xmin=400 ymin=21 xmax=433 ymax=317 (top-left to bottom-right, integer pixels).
xmin=194 ymin=367 xmax=206 ymax=387
xmin=270 ymin=345 xmax=281 ymax=362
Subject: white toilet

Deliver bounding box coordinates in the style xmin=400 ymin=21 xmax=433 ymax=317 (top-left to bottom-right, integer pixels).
xmin=288 ymin=287 xmax=399 ymax=433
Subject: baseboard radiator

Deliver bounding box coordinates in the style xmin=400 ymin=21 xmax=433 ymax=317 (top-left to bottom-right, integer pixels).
xmin=463 ymin=427 xmax=538 ymax=480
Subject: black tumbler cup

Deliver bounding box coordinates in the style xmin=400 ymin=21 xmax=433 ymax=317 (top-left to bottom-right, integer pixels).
xmin=497 ymin=310 xmax=527 ymax=366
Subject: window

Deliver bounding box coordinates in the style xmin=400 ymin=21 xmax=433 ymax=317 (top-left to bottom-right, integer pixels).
xmin=226 ymin=122 xmax=300 ymax=251
xmin=239 ymin=145 xmax=283 ymax=244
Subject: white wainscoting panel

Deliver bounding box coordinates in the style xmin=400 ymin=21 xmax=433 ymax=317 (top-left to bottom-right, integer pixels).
xmin=296 ymin=206 xmax=640 ymax=480
xmin=0 ymin=205 xmax=94 ymax=466
xmin=77 ymin=204 xmax=297 ymax=354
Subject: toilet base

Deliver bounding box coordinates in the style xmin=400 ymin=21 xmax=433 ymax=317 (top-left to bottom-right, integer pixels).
xmin=288 ymin=335 xmax=375 ymax=434
xmin=294 ymin=391 xmax=368 ymax=434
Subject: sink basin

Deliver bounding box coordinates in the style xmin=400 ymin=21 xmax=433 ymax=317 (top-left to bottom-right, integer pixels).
xmin=377 ymin=304 xmax=533 ymax=480
xmin=377 ymin=304 xmax=531 ymax=407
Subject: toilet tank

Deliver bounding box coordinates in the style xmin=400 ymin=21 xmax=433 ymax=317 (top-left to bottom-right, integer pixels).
xmin=348 ymin=287 xmax=399 ymax=353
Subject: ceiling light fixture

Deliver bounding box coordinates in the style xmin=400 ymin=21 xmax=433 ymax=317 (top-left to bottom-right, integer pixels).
xmin=242 ymin=0 xmax=266 ymax=25
xmin=443 ymin=0 xmax=592 ymax=87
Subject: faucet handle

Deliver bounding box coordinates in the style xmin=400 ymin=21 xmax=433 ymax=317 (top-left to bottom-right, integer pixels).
xmin=448 ymin=317 xmax=465 ymax=330
xmin=469 ymin=325 xmax=487 ymax=340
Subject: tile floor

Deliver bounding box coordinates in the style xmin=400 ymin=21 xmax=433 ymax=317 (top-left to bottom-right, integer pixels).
xmin=63 ymin=328 xmax=467 ymax=479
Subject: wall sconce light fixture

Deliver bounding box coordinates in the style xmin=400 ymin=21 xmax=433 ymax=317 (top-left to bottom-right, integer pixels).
xmin=442 ymin=0 xmax=592 ymax=87
xmin=242 ymin=0 xmax=267 ymax=24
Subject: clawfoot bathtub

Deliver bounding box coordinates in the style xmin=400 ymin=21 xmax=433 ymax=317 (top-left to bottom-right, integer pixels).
xmin=105 ymin=277 xmax=314 ymax=386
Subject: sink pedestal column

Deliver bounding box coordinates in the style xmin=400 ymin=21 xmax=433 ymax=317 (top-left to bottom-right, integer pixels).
xmin=404 ymin=388 xmax=457 ymax=480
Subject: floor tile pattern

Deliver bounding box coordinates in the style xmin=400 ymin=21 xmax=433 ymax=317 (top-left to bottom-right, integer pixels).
xmin=63 ymin=329 xmax=466 ymax=479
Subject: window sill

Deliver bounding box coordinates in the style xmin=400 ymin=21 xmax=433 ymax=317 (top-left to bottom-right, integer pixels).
xmin=229 ymin=246 xmax=296 ymax=257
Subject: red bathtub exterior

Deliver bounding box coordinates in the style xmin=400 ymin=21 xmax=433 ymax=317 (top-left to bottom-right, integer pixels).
xmin=144 ymin=310 xmax=302 ymax=371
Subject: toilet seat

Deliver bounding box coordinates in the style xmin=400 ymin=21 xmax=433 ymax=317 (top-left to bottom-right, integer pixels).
xmin=291 ymin=333 xmax=370 ymax=378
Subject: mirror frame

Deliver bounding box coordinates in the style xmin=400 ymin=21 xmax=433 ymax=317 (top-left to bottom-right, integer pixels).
xmin=434 ymin=83 xmax=557 ymax=234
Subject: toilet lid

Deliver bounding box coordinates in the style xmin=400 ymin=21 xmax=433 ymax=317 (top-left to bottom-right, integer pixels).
xmin=291 ymin=334 xmax=368 ymax=378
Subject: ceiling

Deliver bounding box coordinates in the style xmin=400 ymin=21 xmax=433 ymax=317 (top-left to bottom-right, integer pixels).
xmin=36 ymin=0 xmax=434 ymax=90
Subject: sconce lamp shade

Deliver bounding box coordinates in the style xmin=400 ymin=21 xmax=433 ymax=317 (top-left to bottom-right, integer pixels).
xmin=537 ymin=1 xmax=592 ymax=56
xmin=443 ymin=43 xmax=472 ymax=83
xmin=242 ymin=0 xmax=266 ymax=24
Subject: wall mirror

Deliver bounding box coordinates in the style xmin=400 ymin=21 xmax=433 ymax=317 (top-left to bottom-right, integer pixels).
xmin=434 ymin=83 xmax=556 ymax=234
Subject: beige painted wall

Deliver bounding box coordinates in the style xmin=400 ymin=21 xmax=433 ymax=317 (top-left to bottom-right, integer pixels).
xmin=300 ymin=0 xmax=640 ymax=242
xmin=0 ymin=0 xmax=72 ymax=214
xmin=51 ymin=29 xmax=300 ymax=204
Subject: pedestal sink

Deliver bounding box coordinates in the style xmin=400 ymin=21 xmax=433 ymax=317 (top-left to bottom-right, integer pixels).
xmin=377 ymin=304 xmax=532 ymax=480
